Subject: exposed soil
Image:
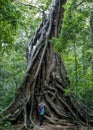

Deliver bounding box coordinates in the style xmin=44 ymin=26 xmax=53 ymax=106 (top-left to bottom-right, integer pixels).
xmin=7 ymin=123 xmax=93 ymax=130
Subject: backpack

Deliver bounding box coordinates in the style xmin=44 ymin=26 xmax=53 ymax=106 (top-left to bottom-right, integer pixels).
xmin=38 ymin=105 xmax=41 ymax=113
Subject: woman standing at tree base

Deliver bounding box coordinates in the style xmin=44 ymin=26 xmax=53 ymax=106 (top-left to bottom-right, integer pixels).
xmin=38 ymin=102 xmax=45 ymax=126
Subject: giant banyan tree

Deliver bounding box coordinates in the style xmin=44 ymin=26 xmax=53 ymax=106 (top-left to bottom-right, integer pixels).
xmin=2 ymin=0 xmax=93 ymax=129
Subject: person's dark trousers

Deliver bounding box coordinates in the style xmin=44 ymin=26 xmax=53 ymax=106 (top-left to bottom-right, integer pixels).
xmin=40 ymin=114 xmax=44 ymax=126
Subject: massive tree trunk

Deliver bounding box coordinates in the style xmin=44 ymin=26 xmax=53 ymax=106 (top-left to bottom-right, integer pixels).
xmin=2 ymin=0 xmax=93 ymax=129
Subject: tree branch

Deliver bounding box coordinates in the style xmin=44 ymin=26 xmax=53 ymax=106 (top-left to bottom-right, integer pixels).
xmin=15 ymin=1 xmax=45 ymax=15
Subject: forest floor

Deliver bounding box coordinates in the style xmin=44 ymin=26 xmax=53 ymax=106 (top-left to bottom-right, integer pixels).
xmin=7 ymin=123 xmax=93 ymax=130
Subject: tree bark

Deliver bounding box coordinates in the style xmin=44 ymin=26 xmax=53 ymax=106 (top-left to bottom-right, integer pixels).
xmin=1 ymin=0 xmax=93 ymax=129
xmin=90 ymin=11 xmax=93 ymax=83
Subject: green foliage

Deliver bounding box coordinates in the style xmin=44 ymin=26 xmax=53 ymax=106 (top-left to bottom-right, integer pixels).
xmin=55 ymin=0 xmax=92 ymax=52
xmin=0 ymin=0 xmax=48 ymax=114
xmin=0 ymin=115 xmax=12 ymax=130
xmin=53 ymin=0 xmax=93 ymax=109
xmin=31 ymin=0 xmax=51 ymax=10
xmin=0 ymin=0 xmax=53 ymax=118
xmin=0 ymin=0 xmax=22 ymax=51
xmin=0 ymin=47 xmax=27 ymax=110
xmin=0 ymin=0 xmax=93 ymax=119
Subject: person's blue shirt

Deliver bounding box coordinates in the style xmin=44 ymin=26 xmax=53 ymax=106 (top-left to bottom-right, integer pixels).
xmin=40 ymin=105 xmax=45 ymax=115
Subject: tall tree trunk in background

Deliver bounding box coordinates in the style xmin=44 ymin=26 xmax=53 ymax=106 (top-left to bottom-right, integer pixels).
xmin=2 ymin=0 xmax=93 ymax=129
xmin=90 ymin=11 xmax=93 ymax=83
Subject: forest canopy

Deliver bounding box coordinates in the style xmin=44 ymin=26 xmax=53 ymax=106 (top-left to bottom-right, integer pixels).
xmin=0 ymin=0 xmax=93 ymax=129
